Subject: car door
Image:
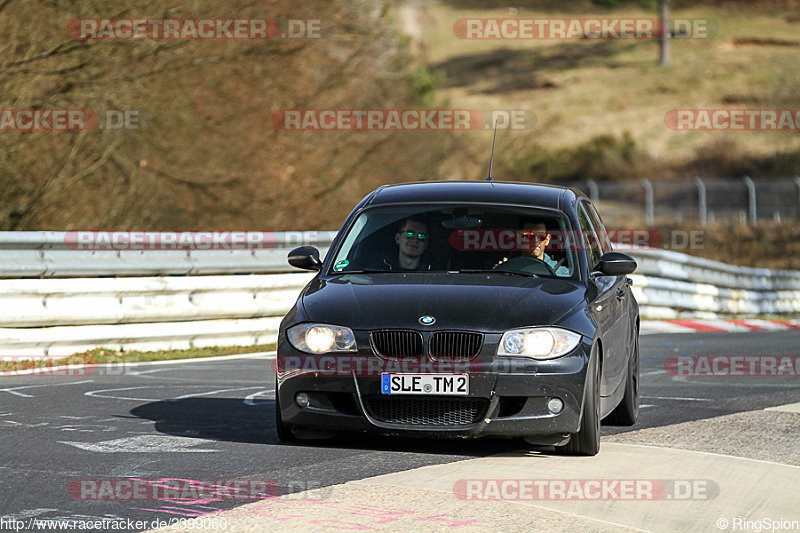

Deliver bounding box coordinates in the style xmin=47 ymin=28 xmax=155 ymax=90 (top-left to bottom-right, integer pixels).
xmin=585 ymin=201 xmax=634 ymax=354
xmin=577 ymin=202 xmax=626 ymax=398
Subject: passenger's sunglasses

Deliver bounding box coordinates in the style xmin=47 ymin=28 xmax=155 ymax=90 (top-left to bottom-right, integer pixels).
xmin=401 ymin=231 xmax=429 ymax=241
xmin=522 ymin=231 xmax=548 ymax=241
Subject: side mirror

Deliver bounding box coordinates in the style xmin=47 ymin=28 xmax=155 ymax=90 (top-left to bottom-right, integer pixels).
xmin=592 ymin=251 xmax=637 ymax=277
xmin=288 ymin=246 xmax=322 ymax=271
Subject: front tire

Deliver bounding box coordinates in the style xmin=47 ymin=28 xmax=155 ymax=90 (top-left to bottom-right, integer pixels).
xmin=604 ymin=332 xmax=639 ymax=426
xmin=562 ymin=347 xmax=600 ymax=456
xmin=274 ymin=391 xmax=297 ymax=443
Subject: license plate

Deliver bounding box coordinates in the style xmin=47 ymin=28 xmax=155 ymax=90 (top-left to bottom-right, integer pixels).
xmin=381 ymin=374 xmax=469 ymax=395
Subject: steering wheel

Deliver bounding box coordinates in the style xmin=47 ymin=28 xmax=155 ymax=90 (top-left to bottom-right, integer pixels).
xmin=494 ymin=256 xmax=556 ymax=276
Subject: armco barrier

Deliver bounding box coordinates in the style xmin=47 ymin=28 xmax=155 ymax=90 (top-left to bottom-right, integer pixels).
xmin=626 ymin=247 xmax=800 ymax=318
xmin=0 ymin=231 xmax=337 ymax=277
xmin=1 ymin=232 xmax=798 ymax=355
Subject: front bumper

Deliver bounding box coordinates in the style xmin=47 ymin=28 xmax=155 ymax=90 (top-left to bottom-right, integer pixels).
xmin=275 ymin=336 xmax=593 ymax=440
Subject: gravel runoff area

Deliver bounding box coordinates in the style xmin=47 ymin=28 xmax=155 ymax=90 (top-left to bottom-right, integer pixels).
xmin=605 ymin=409 xmax=800 ymax=467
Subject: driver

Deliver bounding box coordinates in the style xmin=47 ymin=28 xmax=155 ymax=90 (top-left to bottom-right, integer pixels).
xmin=494 ymin=221 xmax=569 ymax=276
xmin=380 ymin=217 xmax=432 ymax=271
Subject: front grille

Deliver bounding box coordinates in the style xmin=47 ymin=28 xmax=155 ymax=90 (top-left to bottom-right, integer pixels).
xmin=371 ymin=330 xmax=423 ymax=357
xmin=365 ymin=396 xmax=488 ymax=426
xmin=429 ymin=331 xmax=483 ymax=360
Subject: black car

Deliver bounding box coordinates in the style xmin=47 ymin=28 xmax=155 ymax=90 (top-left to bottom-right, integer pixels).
xmin=276 ymin=181 xmax=639 ymax=455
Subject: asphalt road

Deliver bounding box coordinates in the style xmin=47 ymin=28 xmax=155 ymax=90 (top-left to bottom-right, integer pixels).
xmin=0 ymin=331 xmax=798 ymax=532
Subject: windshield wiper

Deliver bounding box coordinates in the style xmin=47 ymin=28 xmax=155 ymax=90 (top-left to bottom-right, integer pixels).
xmin=456 ymin=268 xmax=538 ymax=278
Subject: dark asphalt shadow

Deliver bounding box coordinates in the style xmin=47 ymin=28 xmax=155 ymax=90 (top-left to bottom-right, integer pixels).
xmin=131 ymin=398 xmax=274 ymax=444
xmin=130 ymin=398 xmax=526 ymax=457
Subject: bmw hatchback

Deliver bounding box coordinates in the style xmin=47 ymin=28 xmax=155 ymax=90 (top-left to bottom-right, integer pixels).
xmin=276 ymin=181 xmax=639 ymax=455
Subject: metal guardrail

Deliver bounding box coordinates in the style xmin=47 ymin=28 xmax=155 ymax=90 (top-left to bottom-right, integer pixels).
xmin=1 ymin=232 xmax=798 ymax=355
xmin=0 ymin=231 xmax=336 ymax=277
xmin=626 ymin=246 xmax=800 ymax=317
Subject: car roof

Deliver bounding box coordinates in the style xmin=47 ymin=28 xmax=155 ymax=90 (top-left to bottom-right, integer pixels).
xmin=366 ymin=180 xmax=586 ymax=211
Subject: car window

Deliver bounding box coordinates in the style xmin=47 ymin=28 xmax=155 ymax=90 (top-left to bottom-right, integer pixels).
xmin=329 ymin=205 xmax=578 ymax=279
xmin=577 ymin=203 xmax=603 ymax=268
xmin=583 ymin=201 xmax=613 ymax=254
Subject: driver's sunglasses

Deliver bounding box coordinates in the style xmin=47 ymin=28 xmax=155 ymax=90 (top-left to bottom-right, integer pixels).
xmin=402 ymin=231 xmax=429 ymax=241
xmin=522 ymin=231 xmax=548 ymax=241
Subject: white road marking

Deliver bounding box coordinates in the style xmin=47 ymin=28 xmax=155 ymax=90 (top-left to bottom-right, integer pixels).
xmin=641 ymin=370 xmax=666 ymax=377
xmin=108 ymin=362 xmax=272 ymax=385
xmin=59 ymin=435 xmax=217 ymax=453
xmin=85 ymin=386 xmax=164 ymax=402
xmin=0 ymin=380 xmax=94 ymax=398
xmin=641 ymin=395 xmax=711 ymax=401
xmin=85 ymin=384 xmax=269 ymax=402
xmin=0 ymin=421 xmax=50 ymax=428
xmin=170 ymin=386 xmax=263 ymax=400
xmin=243 ymin=389 xmax=275 ymax=406
xmin=4 ymin=352 xmax=276 ymax=377
xmin=669 ymin=378 xmax=799 ymax=388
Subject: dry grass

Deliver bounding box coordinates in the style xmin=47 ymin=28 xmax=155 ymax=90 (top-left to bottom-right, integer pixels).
xmin=414 ymin=1 xmax=800 ymax=179
xmin=0 ymin=344 xmax=275 ymax=373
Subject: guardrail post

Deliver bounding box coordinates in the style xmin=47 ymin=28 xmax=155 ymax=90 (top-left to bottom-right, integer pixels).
xmin=641 ymin=178 xmax=654 ymax=226
xmin=694 ymin=176 xmax=707 ymax=227
xmin=743 ymin=176 xmax=757 ymax=226
xmin=794 ymin=176 xmax=800 ymax=219
xmin=586 ymin=179 xmax=599 ymax=203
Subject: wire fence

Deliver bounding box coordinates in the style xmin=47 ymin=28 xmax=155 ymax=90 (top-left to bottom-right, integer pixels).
xmin=560 ymin=177 xmax=800 ymax=226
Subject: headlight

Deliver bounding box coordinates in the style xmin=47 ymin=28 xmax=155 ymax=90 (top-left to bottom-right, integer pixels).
xmin=286 ymin=323 xmax=357 ymax=354
xmin=497 ymin=327 xmax=581 ymax=359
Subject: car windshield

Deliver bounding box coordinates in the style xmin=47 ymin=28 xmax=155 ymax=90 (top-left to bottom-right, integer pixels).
xmin=329 ymin=205 xmax=578 ymax=279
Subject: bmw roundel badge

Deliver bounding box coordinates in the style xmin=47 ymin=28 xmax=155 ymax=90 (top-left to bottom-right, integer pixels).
xmin=419 ymin=315 xmax=436 ymax=326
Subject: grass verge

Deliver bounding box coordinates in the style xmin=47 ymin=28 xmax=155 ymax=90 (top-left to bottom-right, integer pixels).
xmin=0 ymin=344 xmax=276 ymax=373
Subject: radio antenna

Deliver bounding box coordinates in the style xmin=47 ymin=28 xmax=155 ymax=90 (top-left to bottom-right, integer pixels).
xmin=487 ymin=119 xmax=498 ymax=181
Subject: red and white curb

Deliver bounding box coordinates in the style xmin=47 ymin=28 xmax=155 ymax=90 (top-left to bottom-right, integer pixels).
xmin=641 ymin=318 xmax=800 ymax=335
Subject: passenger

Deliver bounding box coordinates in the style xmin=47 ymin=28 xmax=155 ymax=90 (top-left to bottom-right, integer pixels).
xmin=494 ymin=221 xmax=569 ymax=276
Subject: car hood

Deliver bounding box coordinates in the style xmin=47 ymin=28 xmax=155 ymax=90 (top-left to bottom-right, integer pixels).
xmin=300 ymin=273 xmax=587 ymax=332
